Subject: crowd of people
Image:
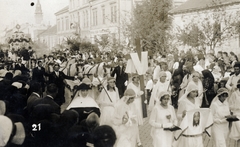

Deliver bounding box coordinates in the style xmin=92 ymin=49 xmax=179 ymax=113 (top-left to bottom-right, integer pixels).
xmin=1 ymin=47 xmax=240 ymax=147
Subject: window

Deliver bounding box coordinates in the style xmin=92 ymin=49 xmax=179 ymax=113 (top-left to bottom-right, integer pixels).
xmin=62 ymin=18 xmax=64 ymax=31
xmin=83 ymin=11 xmax=85 ymax=27
xmin=102 ymin=7 xmax=105 ymax=24
xmin=93 ymin=9 xmax=98 ymax=26
xmin=86 ymin=11 xmax=88 ymax=27
xmin=111 ymin=4 xmax=117 ymax=23
xmin=66 ymin=17 xmax=69 ymax=30
xmin=57 ymin=19 xmax=60 ymax=32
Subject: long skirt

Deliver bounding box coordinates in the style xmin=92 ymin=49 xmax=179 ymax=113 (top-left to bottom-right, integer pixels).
xmin=212 ymin=122 xmax=229 ymax=147
xmin=133 ymin=96 xmax=143 ymax=125
xmin=151 ymin=128 xmax=173 ymax=147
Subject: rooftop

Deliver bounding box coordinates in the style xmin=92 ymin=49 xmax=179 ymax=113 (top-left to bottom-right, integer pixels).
xmin=55 ymin=6 xmax=69 ymax=15
xmin=38 ymin=25 xmax=57 ymax=36
xmin=169 ymin=0 xmax=240 ymax=14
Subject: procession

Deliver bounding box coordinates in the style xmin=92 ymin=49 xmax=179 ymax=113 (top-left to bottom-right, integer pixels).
xmin=2 ymin=0 xmax=240 ymax=147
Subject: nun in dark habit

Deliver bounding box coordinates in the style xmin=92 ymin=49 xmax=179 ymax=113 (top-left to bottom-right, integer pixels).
xmin=66 ymin=83 xmax=101 ymax=123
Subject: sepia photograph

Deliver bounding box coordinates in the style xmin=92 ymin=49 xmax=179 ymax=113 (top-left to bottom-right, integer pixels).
xmin=1 ymin=0 xmax=240 ymax=147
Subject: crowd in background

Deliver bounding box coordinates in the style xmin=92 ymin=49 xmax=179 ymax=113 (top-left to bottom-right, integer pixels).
xmin=1 ymin=46 xmax=240 ymax=147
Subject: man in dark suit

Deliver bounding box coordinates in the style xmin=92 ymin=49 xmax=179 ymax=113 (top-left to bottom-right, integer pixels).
xmin=32 ymin=60 xmax=46 ymax=93
xmin=15 ymin=58 xmax=30 ymax=75
xmin=111 ymin=58 xmax=128 ymax=98
xmin=47 ymin=63 xmax=76 ymax=106
xmin=32 ymin=83 xmax=60 ymax=114
xmin=27 ymin=82 xmax=42 ymax=114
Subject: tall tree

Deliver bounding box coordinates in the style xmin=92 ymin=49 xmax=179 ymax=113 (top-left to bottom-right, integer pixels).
xmin=127 ymin=0 xmax=173 ymax=55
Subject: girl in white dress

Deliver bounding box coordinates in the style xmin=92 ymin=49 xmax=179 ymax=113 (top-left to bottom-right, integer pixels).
xmin=177 ymin=82 xmax=200 ymax=123
xmin=127 ymin=74 xmax=144 ymax=125
xmin=210 ymin=88 xmax=230 ymax=147
xmin=149 ymin=91 xmax=178 ymax=147
xmin=126 ymin=74 xmax=144 ymax=147
xmin=111 ymin=89 xmax=139 ymax=147
xmin=98 ymin=77 xmax=120 ymax=125
xmin=186 ymin=72 xmax=204 ymax=107
xmin=228 ymin=79 xmax=240 ymax=146
xmin=149 ymin=71 xmax=170 ymax=110
xmin=174 ymin=83 xmax=202 ymax=147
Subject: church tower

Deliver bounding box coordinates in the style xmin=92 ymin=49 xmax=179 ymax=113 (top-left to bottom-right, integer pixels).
xmin=35 ymin=0 xmax=43 ymax=24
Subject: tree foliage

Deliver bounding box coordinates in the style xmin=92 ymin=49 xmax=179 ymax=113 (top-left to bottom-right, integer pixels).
xmin=126 ymin=0 xmax=173 ymax=55
xmin=94 ymin=34 xmax=110 ymax=51
xmin=65 ymin=37 xmax=99 ymax=53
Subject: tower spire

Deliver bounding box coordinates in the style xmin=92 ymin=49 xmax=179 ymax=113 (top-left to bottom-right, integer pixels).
xmin=35 ymin=0 xmax=43 ymax=24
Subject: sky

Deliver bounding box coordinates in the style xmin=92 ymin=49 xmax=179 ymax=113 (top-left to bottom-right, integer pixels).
xmin=0 ymin=0 xmax=69 ymax=31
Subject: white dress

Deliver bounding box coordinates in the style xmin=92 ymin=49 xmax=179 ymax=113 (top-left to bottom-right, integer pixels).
xmin=112 ymin=98 xmax=138 ymax=147
xmin=149 ymin=104 xmax=177 ymax=147
xmin=149 ymin=80 xmax=169 ymax=110
xmin=177 ymin=97 xmax=200 ymax=123
xmin=98 ymin=87 xmax=120 ymax=125
xmin=127 ymin=82 xmax=143 ymax=125
xmin=229 ymin=90 xmax=240 ymax=140
xmin=210 ymin=99 xmax=230 ymax=147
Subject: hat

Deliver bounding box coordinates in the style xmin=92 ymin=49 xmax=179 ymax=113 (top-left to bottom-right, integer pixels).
xmin=11 ymin=122 xmax=26 ymax=145
xmin=53 ymin=63 xmax=60 ymax=67
xmin=216 ymin=88 xmax=229 ymax=97
xmin=12 ymin=82 xmax=23 ymax=89
xmin=234 ymin=62 xmax=240 ymax=68
xmin=86 ymin=112 xmax=99 ymax=128
xmin=82 ymin=78 xmax=92 ymax=85
xmin=0 ymin=100 xmax=6 ymax=115
xmin=185 ymin=82 xmax=199 ymax=96
xmin=107 ymin=77 xmax=115 ymax=82
xmin=132 ymin=73 xmax=139 ymax=79
xmin=93 ymin=125 xmax=116 ymax=147
xmin=0 ymin=116 xmax=12 ymax=146
xmin=78 ymin=83 xmax=91 ymax=90
xmin=158 ymin=91 xmax=170 ymax=101
xmin=159 ymin=71 xmax=167 ymax=78
xmin=48 ymin=54 xmax=54 ymax=58
xmin=124 ymin=89 xmax=136 ymax=97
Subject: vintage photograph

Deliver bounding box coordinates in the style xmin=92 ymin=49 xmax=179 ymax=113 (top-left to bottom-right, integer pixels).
xmin=1 ymin=0 xmax=240 ymax=147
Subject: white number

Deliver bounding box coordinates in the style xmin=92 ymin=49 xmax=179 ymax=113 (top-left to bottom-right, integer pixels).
xmin=32 ymin=123 xmax=41 ymax=131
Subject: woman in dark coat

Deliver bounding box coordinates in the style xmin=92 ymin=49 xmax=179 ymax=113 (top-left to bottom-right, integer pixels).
xmin=201 ymin=69 xmax=216 ymax=107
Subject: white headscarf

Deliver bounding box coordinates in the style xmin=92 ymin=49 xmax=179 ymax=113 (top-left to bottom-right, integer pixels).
xmin=178 ymin=82 xmax=199 ymax=102
xmin=157 ymin=91 xmax=170 ymax=104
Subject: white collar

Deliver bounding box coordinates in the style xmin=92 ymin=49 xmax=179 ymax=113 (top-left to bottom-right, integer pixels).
xmin=32 ymin=92 xmax=40 ymax=98
xmin=46 ymin=95 xmax=54 ymax=99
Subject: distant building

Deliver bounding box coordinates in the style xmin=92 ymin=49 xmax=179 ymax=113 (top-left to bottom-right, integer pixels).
xmin=3 ymin=0 xmax=48 ymax=49
xmin=35 ymin=0 xmax=44 ymax=25
xmin=53 ymin=0 xmax=188 ymax=51
xmin=169 ymin=0 xmax=240 ymax=54
xmin=55 ymin=6 xmax=72 ymax=45
xmin=38 ymin=25 xmax=57 ymax=50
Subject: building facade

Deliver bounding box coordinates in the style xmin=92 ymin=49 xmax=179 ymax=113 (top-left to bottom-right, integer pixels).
xmin=170 ymin=0 xmax=240 ymax=54
xmin=54 ymin=0 xmax=187 ymax=51
xmin=38 ymin=25 xmax=57 ymax=50
xmin=55 ymin=6 xmax=73 ymax=45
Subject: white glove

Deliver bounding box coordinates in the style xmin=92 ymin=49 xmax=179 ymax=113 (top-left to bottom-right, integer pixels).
xmin=124 ymin=81 xmax=128 ymax=86
xmin=138 ymin=91 xmax=144 ymax=96
xmin=163 ymin=123 xmax=173 ymax=128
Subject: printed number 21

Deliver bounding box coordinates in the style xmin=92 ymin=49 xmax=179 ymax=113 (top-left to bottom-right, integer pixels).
xmin=32 ymin=123 xmax=41 ymax=131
